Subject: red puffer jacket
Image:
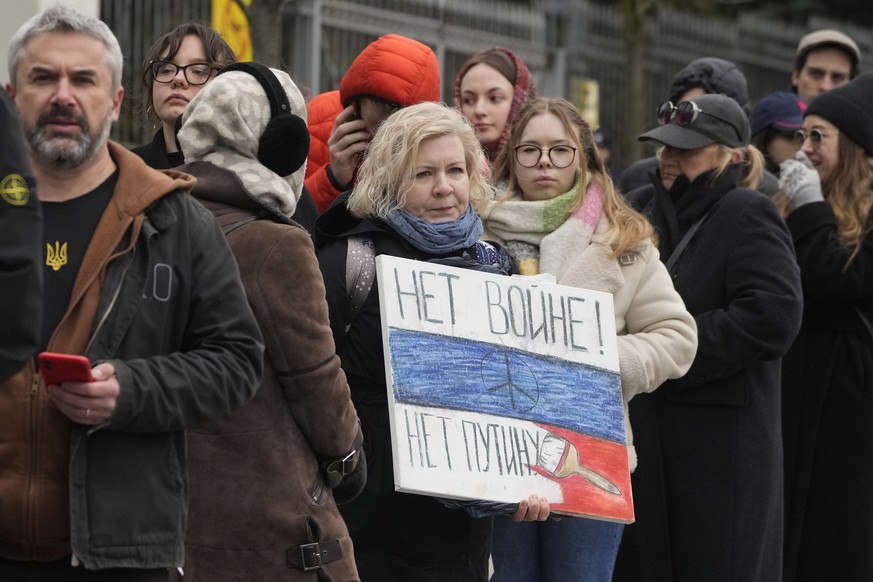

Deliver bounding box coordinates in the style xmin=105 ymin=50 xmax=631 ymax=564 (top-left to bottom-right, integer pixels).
xmin=304 ymin=34 xmax=440 ymax=212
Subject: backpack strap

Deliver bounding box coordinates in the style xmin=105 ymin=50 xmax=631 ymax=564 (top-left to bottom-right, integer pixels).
xmin=344 ymin=235 xmax=375 ymax=333
xmin=219 ymin=214 xmax=261 ymax=236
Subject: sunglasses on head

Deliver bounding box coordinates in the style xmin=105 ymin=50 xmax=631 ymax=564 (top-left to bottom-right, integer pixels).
xmin=657 ymin=100 xmax=743 ymax=143
xmin=657 ymin=100 xmax=725 ymax=126
xmin=794 ymin=128 xmax=830 ymax=148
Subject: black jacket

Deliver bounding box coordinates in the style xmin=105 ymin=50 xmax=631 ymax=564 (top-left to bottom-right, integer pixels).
xmin=781 ymin=201 xmax=873 ymax=582
xmin=0 ymin=90 xmax=41 ymax=381
xmin=619 ymin=155 xmax=780 ymax=197
xmin=614 ymin=166 xmax=803 ymax=582
xmin=315 ymin=201 xmax=495 ymax=582
xmin=0 ymin=144 xmax=263 ymax=568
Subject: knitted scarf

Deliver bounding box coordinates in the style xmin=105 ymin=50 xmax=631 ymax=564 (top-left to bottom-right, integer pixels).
xmin=483 ymin=171 xmax=604 ymax=279
xmin=453 ymin=47 xmax=535 ymax=162
xmin=384 ymin=203 xmax=484 ymax=254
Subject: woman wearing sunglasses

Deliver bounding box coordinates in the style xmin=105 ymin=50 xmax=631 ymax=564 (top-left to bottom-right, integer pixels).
xmin=778 ymin=73 xmax=873 ymax=582
xmin=132 ymin=23 xmax=235 ymax=169
xmin=481 ymin=97 xmax=698 ymax=582
xmin=612 ymin=94 xmax=803 ymax=582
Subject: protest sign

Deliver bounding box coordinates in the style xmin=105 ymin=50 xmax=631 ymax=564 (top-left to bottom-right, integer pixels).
xmin=376 ymin=255 xmax=634 ymax=522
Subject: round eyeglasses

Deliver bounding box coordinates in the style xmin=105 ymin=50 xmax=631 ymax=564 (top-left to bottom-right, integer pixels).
xmin=794 ymin=128 xmax=831 ymax=149
xmin=514 ymin=145 xmax=578 ymax=168
xmin=150 ymin=61 xmax=218 ymax=85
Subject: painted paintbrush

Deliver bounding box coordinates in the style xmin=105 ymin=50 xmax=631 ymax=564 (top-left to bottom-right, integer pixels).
xmin=538 ymin=433 xmax=622 ymax=496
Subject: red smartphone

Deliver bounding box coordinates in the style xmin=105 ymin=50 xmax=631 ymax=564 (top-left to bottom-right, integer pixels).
xmin=38 ymin=352 xmax=94 ymax=386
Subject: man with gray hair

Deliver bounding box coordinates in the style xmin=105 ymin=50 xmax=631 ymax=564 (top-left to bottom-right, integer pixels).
xmin=1 ymin=5 xmax=264 ymax=580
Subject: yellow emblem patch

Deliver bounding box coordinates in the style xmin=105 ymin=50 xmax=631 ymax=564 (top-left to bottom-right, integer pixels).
xmin=46 ymin=241 xmax=68 ymax=271
xmin=0 ymin=174 xmax=30 ymax=206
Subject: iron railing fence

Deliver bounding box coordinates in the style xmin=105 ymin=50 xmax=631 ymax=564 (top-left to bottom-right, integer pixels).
xmin=102 ymin=0 xmax=871 ymax=169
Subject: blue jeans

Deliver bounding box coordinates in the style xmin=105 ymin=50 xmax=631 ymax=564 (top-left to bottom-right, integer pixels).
xmin=490 ymin=515 xmax=624 ymax=582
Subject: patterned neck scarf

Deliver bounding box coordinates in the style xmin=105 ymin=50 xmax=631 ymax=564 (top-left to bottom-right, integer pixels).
xmin=384 ymin=203 xmax=484 ymax=254
xmin=483 ymin=170 xmax=604 ymax=278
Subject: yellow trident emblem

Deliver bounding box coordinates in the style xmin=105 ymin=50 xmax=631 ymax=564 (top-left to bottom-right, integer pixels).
xmin=46 ymin=241 xmax=68 ymax=271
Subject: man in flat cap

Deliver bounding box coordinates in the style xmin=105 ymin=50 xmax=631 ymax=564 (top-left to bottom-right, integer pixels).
xmin=792 ymin=29 xmax=861 ymax=103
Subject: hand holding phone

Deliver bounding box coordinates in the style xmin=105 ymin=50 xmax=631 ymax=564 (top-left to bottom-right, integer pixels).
xmin=327 ymin=105 xmax=369 ymax=187
xmin=38 ymin=352 xmax=94 ymax=386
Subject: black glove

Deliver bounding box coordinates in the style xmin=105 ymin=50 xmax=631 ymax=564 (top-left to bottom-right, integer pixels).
xmin=331 ymin=448 xmax=367 ymax=505
xmin=320 ymin=427 xmax=366 ymax=505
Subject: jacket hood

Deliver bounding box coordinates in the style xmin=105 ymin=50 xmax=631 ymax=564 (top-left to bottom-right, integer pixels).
xmin=109 ymin=142 xmax=196 ymax=214
xmin=668 ymin=57 xmax=750 ymax=116
xmin=180 ymin=161 xmax=292 ymax=226
xmin=178 ymin=67 xmax=308 ymax=219
xmin=339 ymin=34 xmax=440 ymax=107
xmin=107 ymin=141 xmax=197 ymax=216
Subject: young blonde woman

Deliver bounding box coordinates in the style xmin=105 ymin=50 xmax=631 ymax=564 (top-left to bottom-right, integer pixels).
xmin=613 ymin=94 xmax=804 ymax=582
xmin=481 ymin=97 xmax=698 ymax=582
xmin=778 ymin=72 xmax=873 ymax=582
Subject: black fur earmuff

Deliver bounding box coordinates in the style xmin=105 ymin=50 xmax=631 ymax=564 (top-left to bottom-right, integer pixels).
xmin=217 ymin=62 xmax=310 ymax=177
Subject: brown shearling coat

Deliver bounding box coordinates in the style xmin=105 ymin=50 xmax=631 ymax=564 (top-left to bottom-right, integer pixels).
xmin=176 ymin=161 xmax=362 ymax=581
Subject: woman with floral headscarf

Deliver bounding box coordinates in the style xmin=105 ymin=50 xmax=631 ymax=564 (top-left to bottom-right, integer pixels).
xmin=454 ymin=47 xmax=538 ymax=164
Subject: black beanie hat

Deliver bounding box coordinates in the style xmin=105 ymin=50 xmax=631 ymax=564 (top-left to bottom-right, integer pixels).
xmin=668 ymin=57 xmax=750 ymax=116
xmin=805 ymin=72 xmax=873 ymax=157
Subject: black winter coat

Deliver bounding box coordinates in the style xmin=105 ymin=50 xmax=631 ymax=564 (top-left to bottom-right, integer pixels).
xmin=0 ymin=90 xmax=41 ymax=381
xmin=781 ymin=201 xmax=873 ymax=582
xmin=315 ymin=202 xmax=495 ymax=582
xmin=613 ymin=166 xmax=803 ymax=582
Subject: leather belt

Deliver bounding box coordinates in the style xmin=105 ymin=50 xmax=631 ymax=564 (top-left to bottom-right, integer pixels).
xmin=286 ymin=539 xmax=343 ymax=571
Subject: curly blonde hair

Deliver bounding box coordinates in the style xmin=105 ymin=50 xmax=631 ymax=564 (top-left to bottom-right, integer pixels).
xmin=347 ymin=102 xmax=493 ymax=219
xmin=493 ymin=97 xmax=653 ymax=257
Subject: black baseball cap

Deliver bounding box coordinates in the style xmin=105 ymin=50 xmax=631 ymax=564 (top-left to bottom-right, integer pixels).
xmin=638 ymin=94 xmax=751 ymax=150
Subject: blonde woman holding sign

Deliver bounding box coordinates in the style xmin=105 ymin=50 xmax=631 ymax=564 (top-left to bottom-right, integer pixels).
xmin=315 ymin=101 xmax=548 ymax=582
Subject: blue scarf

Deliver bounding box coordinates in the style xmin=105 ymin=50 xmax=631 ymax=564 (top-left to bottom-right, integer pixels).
xmin=384 ymin=204 xmax=484 ymax=254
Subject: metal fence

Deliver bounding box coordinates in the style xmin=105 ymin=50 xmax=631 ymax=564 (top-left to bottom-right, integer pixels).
xmin=102 ymin=0 xmax=872 ymax=168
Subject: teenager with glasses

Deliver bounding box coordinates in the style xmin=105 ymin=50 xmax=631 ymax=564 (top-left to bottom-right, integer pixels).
xmin=777 ymin=72 xmax=873 ymax=582
xmin=612 ymin=93 xmax=803 ymax=582
xmin=131 ymin=22 xmax=235 ymax=170
xmin=131 ymin=23 xmax=320 ymax=232
xmin=482 ymin=97 xmax=698 ymax=582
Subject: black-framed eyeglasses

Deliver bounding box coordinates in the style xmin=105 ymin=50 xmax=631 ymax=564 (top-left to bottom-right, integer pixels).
xmin=150 ymin=61 xmax=218 ymax=85
xmin=514 ymin=145 xmax=578 ymax=168
xmin=794 ymin=128 xmax=831 ymax=148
